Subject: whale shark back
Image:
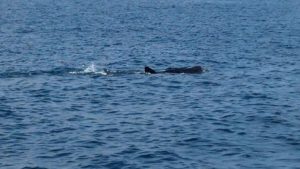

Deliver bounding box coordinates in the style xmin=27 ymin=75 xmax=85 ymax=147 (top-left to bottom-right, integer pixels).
xmin=165 ymin=66 xmax=203 ymax=74
xmin=145 ymin=66 xmax=203 ymax=74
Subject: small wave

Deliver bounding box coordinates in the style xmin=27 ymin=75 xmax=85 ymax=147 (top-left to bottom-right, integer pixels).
xmin=22 ymin=167 xmax=48 ymax=169
xmin=0 ymin=67 xmax=80 ymax=78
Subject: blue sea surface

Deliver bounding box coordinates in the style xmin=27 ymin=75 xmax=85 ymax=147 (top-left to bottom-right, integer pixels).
xmin=1 ymin=0 xmax=300 ymax=168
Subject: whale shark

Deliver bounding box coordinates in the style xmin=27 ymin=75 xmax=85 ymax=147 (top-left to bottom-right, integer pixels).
xmin=145 ymin=66 xmax=203 ymax=74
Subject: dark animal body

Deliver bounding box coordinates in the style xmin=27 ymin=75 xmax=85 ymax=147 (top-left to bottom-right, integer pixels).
xmin=145 ymin=66 xmax=203 ymax=74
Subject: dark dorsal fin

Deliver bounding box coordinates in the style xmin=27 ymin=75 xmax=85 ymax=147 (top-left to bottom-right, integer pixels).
xmin=144 ymin=66 xmax=156 ymax=74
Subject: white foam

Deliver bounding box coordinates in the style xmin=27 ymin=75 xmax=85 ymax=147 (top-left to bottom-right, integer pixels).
xmin=95 ymin=70 xmax=108 ymax=75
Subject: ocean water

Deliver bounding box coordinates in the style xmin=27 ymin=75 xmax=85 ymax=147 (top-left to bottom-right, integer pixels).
xmin=1 ymin=0 xmax=300 ymax=168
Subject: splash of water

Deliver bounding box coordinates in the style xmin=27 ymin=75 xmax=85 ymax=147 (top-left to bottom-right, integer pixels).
xmin=83 ymin=63 xmax=96 ymax=73
xmin=69 ymin=63 xmax=108 ymax=75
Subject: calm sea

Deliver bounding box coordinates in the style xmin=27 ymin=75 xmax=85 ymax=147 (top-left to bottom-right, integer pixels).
xmin=1 ymin=0 xmax=300 ymax=168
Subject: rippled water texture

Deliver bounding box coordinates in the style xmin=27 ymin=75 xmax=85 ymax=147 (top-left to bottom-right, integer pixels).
xmin=1 ymin=0 xmax=300 ymax=168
